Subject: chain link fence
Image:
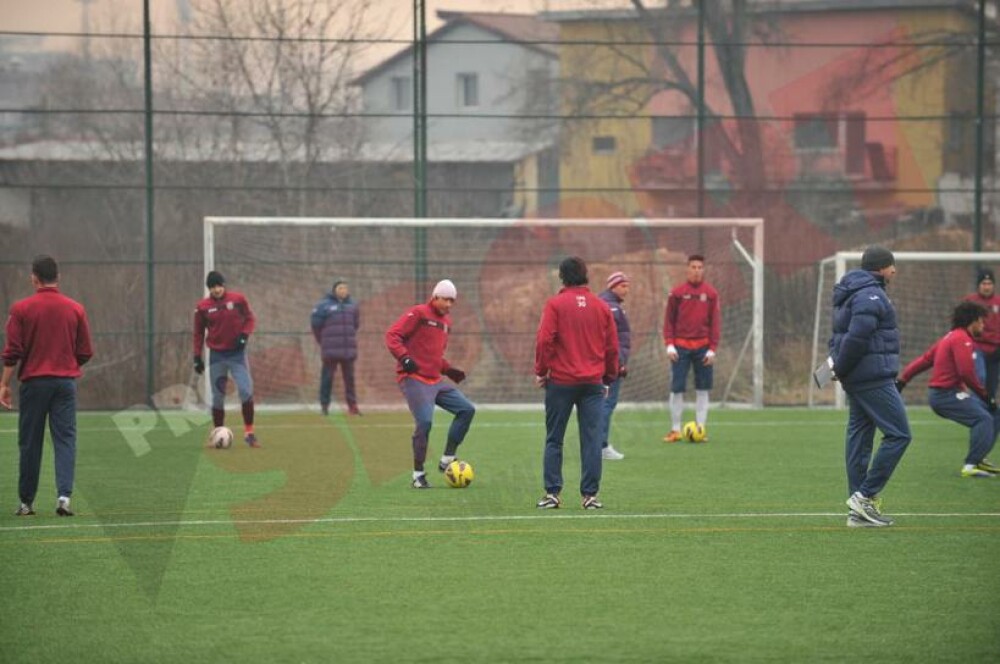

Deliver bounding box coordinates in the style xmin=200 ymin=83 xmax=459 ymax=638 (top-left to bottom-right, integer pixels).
xmin=1 ymin=0 xmax=997 ymax=408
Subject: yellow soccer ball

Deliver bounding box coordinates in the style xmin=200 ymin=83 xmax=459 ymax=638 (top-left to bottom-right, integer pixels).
xmin=444 ymin=460 xmax=474 ymax=488
xmin=682 ymin=421 xmax=707 ymax=443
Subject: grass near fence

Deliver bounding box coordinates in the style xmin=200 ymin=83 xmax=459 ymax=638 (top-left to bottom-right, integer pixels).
xmin=1 ymin=407 xmax=997 ymax=662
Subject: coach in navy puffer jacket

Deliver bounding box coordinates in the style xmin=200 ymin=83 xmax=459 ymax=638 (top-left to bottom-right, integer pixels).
xmin=827 ymin=246 xmax=911 ymax=527
xmin=829 ymin=268 xmax=900 ymax=391
xmin=311 ymin=281 xmax=360 ymax=415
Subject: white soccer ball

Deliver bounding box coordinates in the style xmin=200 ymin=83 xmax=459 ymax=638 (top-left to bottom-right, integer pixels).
xmin=209 ymin=426 xmax=234 ymax=449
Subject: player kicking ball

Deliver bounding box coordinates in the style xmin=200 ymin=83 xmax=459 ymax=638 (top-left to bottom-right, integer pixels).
xmin=193 ymin=271 xmax=260 ymax=448
xmin=385 ymin=279 xmax=475 ymax=488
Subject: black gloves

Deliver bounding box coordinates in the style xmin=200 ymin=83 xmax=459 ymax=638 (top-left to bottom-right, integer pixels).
xmin=400 ymin=356 xmax=418 ymax=374
xmin=236 ymin=333 xmax=249 ymax=351
xmin=619 ymin=366 xmax=628 ymax=379
xmin=443 ymin=367 xmax=466 ymax=384
xmin=895 ymin=380 xmax=906 ymax=393
xmin=194 ymin=355 xmax=205 ymax=375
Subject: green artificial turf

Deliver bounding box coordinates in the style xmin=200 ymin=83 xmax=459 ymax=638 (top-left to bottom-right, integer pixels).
xmin=1 ymin=407 xmax=997 ymax=662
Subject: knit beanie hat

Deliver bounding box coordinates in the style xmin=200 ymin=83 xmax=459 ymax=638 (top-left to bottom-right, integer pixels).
xmin=206 ymin=271 xmax=225 ymax=288
xmin=432 ymin=279 xmax=457 ymax=299
xmin=606 ymin=271 xmax=629 ymax=290
xmin=977 ymin=268 xmax=995 ymax=285
xmin=860 ymin=246 xmax=895 ymax=272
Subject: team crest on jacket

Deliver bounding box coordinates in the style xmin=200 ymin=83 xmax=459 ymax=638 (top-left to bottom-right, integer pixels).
xmin=576 ymin=296 xmax=587 ymax=307
xmin=226 ymin=301 xmax=234 ymax=310
xmin=994 ymin=305 xmax=999 ymax=313
xmin=699 ymin=293 xmax=707 ymax=302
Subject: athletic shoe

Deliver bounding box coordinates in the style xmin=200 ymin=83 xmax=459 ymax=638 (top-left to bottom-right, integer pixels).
xmin=536 ymin=493 xmax=561 ymax=509
xmin=56 ymin=497 xmax=74 ymax=517
xmin=602 ymin=445 xmax=625 ymax=460
xmin=245 ymin=433 xmax=261 ymax=448
xmin=14 ymin=503 xmax=34 ymax=516
xmin=846 ymin=512 xmax=883 ymax=528
xmin=320 ymin=404 xmax=329 ymax=416
xmin=582 ymin=495 xmax=603 ymax=510
xmin=348 ymin=405 xmax=362 ymax=416
xmin=412 ymin=474 xmax=430 ymax=489
xmin=663 ymin=430 xmax=683 ymax=443
xmin=975 ymin=458 xmax=1000 ymax=474
xmin=846 ymin=492 xmax=893 ymax=526
xmin=961 ymin=465 xmax=994 ymax=478
xmin=437 ymin=457 xmax=456 ymax=472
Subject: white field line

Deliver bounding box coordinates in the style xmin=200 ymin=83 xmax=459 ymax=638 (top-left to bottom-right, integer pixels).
xmin=1 ymin=511 xmax=998 ymax=534
xmin=0 ymin=418 xmax=953 ymax=435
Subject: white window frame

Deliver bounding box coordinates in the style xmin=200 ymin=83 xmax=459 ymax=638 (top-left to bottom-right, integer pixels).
xmin=457 ymin=72 xmax=479 ymax=109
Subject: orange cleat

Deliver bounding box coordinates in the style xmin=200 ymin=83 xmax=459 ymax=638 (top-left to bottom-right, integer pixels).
xmin=663 ymin=430 xmax=683 ymax=443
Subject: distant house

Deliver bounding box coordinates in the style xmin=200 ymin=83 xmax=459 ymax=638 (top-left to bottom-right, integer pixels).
xmin=545 ymin=0 xmax=995 ymax=239
xmin=353 ymin=11 xmax=561 ymax=215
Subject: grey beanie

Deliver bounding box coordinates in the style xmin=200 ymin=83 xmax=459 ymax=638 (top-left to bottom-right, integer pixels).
xmin=861 ymin=246 xmax=895 ymax=272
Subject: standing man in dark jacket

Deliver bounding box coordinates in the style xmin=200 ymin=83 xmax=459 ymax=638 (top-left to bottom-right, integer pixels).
xmin=828 ymin=246 xmax=912 ymax=527
xmin=598 ymin=271 xmax=631 ymax=460
xmin=1 ymin=255 xmax=93 ymax=517
xmin=962 ymin=269 xmax=1000 ymax=400
xmin=311 ymin=280 xmax=360 ymax=416
xmin=534 ymin=257 xmax=619 ymax=510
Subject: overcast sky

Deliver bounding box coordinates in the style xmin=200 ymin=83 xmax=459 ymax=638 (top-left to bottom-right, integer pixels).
xmin=0 ymin=0 xmax=608 ymax=61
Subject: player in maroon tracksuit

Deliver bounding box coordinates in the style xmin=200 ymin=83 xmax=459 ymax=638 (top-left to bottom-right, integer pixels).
xmin=662 ymin=254 xmax=720 ymax=442
xmin=193 ymin=271 xmax=259 ymax=447
xmin=898 ymin=301 xmax=1000 ymax=477
xmin=963 ymin=268 xmax=1000 ymax=400
xmin=1 ymin=255 xmax=93 ymax=517
xmin=534 ymin=256 xmax=619 ymax=510
xmin=385 ymin=279 xmax=475 ymax=489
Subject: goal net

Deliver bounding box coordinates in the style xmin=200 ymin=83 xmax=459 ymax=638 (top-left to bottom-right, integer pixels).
xmin=204 ymin=217 xmax=763 ymax=410
xmin=810 ymin=251 xmax=1000 ymax=408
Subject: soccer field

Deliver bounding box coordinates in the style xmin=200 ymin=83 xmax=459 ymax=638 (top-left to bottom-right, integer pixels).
xmin=1 ymin=407 xmax=997 ymax=662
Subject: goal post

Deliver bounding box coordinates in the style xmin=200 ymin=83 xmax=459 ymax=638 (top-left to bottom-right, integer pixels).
xmin=810 ymin=251 xmax=1000 ymax=408
xmin=204 ymin=217 xmax=764 ymax=409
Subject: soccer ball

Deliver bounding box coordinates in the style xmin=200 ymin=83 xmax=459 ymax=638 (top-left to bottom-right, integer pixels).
xmin=209 ymin=426 xmax=234 ymax=449
xmin=444 ymin=460 xmax=474 ymax=488
xmin=682 ymin=421 xmax=707 ymax=443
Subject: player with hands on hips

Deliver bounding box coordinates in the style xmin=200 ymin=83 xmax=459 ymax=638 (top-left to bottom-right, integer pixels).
xmin=385 ymin=279 xmax=476 ymax=489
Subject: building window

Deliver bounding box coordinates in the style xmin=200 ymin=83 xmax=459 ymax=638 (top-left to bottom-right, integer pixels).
xmin=592 ymin=136 xmax=616 ymax=154
xmin=390 ymin=76 xmax=411 ymax=111
xmin=946 ymin=113 xmax=967 ymax=152
xmin=457 ymin=73 xmax=479 ymax=108
xmin=652 ymin=116 xmax=694 ymax=150
xmin=793 ymin=114 xmax=838 ymax=150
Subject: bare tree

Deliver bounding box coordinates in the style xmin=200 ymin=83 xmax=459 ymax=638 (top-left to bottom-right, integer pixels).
xmin=556 ymin=0 xmax=777 ymax=195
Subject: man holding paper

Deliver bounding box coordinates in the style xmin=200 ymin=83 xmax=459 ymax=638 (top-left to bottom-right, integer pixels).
xmin=828 ymin=246 xmax=912 ymax=528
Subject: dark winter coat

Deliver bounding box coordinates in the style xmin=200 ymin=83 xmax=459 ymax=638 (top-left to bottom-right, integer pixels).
xmin=828 ymin=269 xmax=900 ymax=391
xmin=311 ymin=293 xmax=360 ymax=360
xmin=598 ymin=289 xmax=631 ymax=366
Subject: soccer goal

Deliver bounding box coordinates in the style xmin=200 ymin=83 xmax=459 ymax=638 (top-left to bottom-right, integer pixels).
xmin=204 ymin=217 xmax=764 ymax=410
xmin=809 ymin=251 xmax=1000 ymax=408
